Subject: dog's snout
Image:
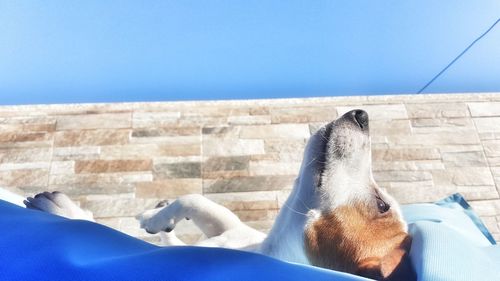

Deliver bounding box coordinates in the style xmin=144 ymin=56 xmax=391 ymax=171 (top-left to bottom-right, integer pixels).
xmin=353 ymin=110 xmax=368 ymax=130
xmin=342 ymin=109 xmax=369 ymax=131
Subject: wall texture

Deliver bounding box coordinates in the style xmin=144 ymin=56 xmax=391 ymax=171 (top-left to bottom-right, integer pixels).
xmin=1 ymin=93 xmax=500 ymax=243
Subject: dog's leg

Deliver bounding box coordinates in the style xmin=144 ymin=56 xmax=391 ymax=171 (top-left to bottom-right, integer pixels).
xmin=159 ymin=231 xmax=186 ymax=246
xmin=24 ymin=191 xmax=95 ymax=221
xmin=138 ymin=194 xmax=242 ymax=238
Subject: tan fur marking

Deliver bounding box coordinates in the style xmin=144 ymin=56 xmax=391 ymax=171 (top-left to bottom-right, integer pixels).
xmin=304 ymin=204 xmax=411 ymax=279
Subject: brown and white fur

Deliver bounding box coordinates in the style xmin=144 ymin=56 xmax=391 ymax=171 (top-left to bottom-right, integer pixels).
xmin=22 ymin=110 xmax=416 ymax=280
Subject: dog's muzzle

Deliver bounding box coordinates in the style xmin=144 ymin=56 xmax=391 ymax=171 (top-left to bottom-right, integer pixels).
xmin=340 ymin=109 xmax=369 ymax=132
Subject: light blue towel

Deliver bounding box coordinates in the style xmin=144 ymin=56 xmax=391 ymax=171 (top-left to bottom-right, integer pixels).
xmin=402 ymin=194 xmax=500 ymax=281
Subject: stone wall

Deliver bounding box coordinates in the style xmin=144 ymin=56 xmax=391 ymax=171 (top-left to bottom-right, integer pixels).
xmin=1 ymin=93 xmax=500 ymax=243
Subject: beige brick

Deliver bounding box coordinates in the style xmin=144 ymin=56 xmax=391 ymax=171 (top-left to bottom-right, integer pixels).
xmin=239 ymin=124 xmax=310 ymax=139
xmin=54 ymin=129 xmax=130 ymax=147
xmin=0 ymin=148 xmax=52 ymax=163
xmin=372 ymin=148 xmax=441 ymax=161
xmin=0 ymin=169 xmax=49 ymax=187
xmin=474 ymin=117 xmax=500 ymax=133
xmin=441 ymin=151 xmax=488 ymax=167
xmin=373 ymin=171 xmax=433 ymax=182
xmin=75 ymin=160 xmax=152 ymax=174
xmin=132 ymin=111 xmax=180 ymax=128
xmin=432 ymin=167 xmax=494 ymax=186
xmin=406 ymin=103 xmax=469 ymax=118
xmin=0 ymin=162 xmax=50 ymax=171
xmin=83 ymin=198 xmax=159 ymax=218
xmin=56 ymin=113 xmax=131 ymax=130
xmin=50 ymin=161 xmax=75 ymax=175
xmin=269 ymin=106 xmax=337 ymax=124
xmin=52 ymin=146 xmax=100 ymax=160
xmin=227 ymin=115 xmax=271 ymax=125
xmin=203 ymin=139 xmax=265 ymax=156
xmin=136 ymin=179 xmax=202 ymax=198
xmin=389 ymin=132 xmax=479 ymax=146
xmin=336 ymin=104 xmax=407 ymax=120
xmin=370 ymin=120 xmax=411 ymax=136
xmin=468 ymin=102 xmax=500 ymax=117
xmin=249 ymin=160 xmax=301 ymax=176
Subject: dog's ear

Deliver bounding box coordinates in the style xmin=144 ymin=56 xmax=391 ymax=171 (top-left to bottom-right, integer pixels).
xmin=357 ymin=236 xmax=416 ymax=281
xmin=357 ymin=257 xmax=383 ymax=280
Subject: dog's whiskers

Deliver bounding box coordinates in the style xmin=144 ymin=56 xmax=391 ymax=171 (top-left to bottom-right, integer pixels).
xmin=282 ymin=203 xmax=309 ymax=217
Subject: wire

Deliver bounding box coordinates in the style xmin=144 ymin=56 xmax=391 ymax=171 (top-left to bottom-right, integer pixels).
xmin=417 ymin=17 xmax=500 ymax=94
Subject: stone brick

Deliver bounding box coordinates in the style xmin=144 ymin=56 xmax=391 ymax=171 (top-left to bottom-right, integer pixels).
xmin=432 ymin=167 xmax=494 ymax=186
xmin=0 ymin=132 xmax=51 ymax=143
xmin=203 ymin=156 xmax=249 ymax=172
xmin=0 ymin=162 xmax=50 ymax=171
xmin=0 ymin=148 xmax=52 ymax=163
xmin=202 ymin=139 xmax=265 ymax=156
xmin=373 ymin=171 xmax=433 ymax=182
xmin=203 ymin=175 xmax=295 ymax=193
xmin=410 ymin=118 xmax=476 ymax=134
xmin=482 ymin=216 xmax=500 ymax=233
xmin=441 ymin=151 xmax=488 ymax=167
xmin=406 ymin=103 xmax=469 ymax=118
xmin=248 ymin=160 xmax=301 ymax=176
xmin=264 ymin=139 xmax=307 ymax=154
xmin=372 ymin=148 xmax=441 ymax=161
xmin=153 ymin=162 xmax=201 ymax=179
xmin=160 ymin=144 xmax=201 ymax=157
xmin=50 ymin=161 xmax=75 ymax=175
xmin=205 ymin=191 xmax=279 ymax=211
xmin=83 ymin=198 xmax=160 ymax=218
xmin=0 ymin=116 xmax=56 ymax=132
xmin=474 ymin=117 xmax=500 ymax=133
xmin=49 ymin=172 xmax=152 ymax=186
xmin=410 ymin=117 xmax=473 ymax=128
xmin=370 ymin=120 xmax=411 ymax=136
xmin=132 ymin=111 xmax=180 ymax=128
xmin=468 ymin=102 xmax=500 ymax=117
xmin=75 ymin=160 xmax=152 ymax=174
xmin=46 ymin=182 xmax=136 ymax=196
xmin=136 ymin=179 xmax=202 ymax=198
xmin=54 ymin=129 xmax=130 ymax=147
xmin=52 ymin=146 xmax=101 ymax=160
xmin=56 ymin=113 xmax=131 ymax=130
xmin=269 ymin=106 xmax=337 ymax=124
xmin=373 ymin=161 xmax=445 ymax=171
xmin=227 ymin=115 xmax=271 ymax=125
xmin=240 ymin=124 xmax=310 ymax=139
xmin=202 ymin=126 xmax=241 ymax=137
xmin=0 ymin=169 xmax=49 ymax=187
xmin=131 ymin=127 xmax=199 ymax=138
xmin=336 ymin=104 xmax=408 ymax=120
xmin=388 ymin=132 xmax=479 ymax=146
xmin=483 ymin=141 xmax=500 ymax=157
xmin=469 ymin=200 xmax=500 ymax=216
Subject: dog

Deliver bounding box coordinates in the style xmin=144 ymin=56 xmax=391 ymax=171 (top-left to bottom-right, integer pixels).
xmin=24 ymin=110 xmax=416 ymax=280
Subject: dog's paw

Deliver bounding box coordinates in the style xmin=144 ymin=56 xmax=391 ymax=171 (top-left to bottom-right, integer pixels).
xmin=24 ymin=191 xmax=94 ymax=221
xmin=136 ymin=204 xmax=176 ymax=234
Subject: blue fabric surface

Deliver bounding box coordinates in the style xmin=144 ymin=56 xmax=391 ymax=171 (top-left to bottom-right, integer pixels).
xmin=0 ymin=200 xmax=368 ymax=281
xmin=402 ymin=194 xmax=500 ymax=281
xmin=1 ymin=194 xmax=500 ymax=281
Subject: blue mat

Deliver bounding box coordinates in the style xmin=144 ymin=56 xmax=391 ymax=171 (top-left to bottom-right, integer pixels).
xmin=1 ymin=194 xmax=499 ymax=281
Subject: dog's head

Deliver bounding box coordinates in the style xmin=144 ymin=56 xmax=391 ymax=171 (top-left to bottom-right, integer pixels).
xmin=300 ymin=110 xmax=415 ymax=280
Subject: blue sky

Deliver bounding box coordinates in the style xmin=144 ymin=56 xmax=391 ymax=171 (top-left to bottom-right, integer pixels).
xmin=0 ymin=1 xmax=499 ymax=105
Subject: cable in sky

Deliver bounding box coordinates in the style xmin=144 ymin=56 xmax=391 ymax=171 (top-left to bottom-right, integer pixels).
xmin=417 ymin=17 xmax=500 ymax=94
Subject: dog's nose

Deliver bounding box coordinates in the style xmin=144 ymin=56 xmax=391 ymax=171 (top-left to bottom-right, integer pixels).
xmin=344 ymin=109 xmax=369 ymax=130
xmin=353 ymin=110 xmax=368 ymax=130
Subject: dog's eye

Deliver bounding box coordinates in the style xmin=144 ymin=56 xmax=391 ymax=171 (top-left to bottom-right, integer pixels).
xmin=376 ymin=197 xmax=390 ymax=213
